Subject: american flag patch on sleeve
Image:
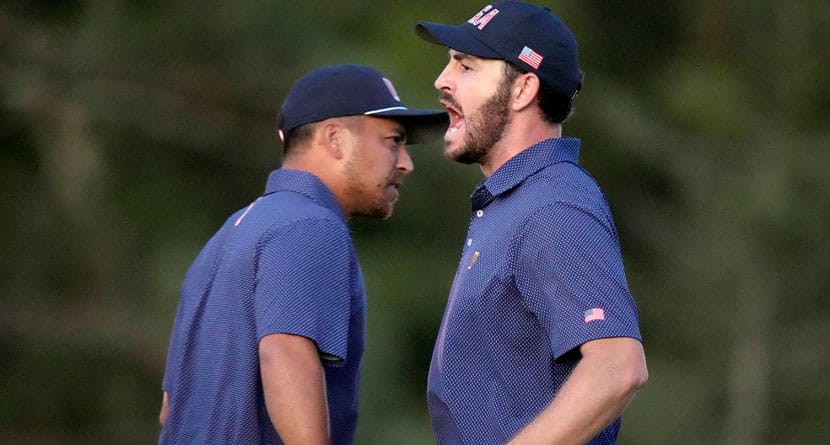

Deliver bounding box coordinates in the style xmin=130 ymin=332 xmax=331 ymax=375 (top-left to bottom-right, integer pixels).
xmin=584 ymin=308 xmax=605 ymax=323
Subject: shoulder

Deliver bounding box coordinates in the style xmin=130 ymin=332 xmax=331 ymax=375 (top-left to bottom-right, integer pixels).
xmin=512 ymin=165 xmax=618 ymax=242
xmin=527 ymin=161 xmax=606 ymax=207
xmin=262 ymin=189 xmax=344 ymax=221
xmin=508 ymin=162 xmax=608 ymax=218
xmin=235 ymin=191 xmax=347 ymax=236
xmin=206 ymin=192 xmax=350 ymax=264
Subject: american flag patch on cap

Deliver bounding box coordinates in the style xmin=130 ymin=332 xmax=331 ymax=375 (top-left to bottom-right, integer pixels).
xmin=518 ymin=46 xmax=543 ymax=69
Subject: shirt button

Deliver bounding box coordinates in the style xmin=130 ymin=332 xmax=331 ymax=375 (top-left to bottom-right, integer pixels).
xmin=476 ymin=210 xmax=484 ymax=218
xmin=467 ymin=239 xmax=472 ymax=246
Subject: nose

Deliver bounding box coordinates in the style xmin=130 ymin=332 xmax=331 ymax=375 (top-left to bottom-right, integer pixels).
xmin=396 ymin=146 xmax=414 ymax=175
xmin=434 ymin=63 xmax=452 ymax=92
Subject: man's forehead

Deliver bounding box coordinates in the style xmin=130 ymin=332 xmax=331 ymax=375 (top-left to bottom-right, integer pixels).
xmin=365 ymin=115 xmax=406 ymax=134
xmin=448 ymin=49 xmax=501 ymax=65
xmin=449 ymin=48 xmax=472 ymax=59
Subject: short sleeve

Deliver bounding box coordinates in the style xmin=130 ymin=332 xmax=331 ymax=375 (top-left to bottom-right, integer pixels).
xmin=254 ymin=218 xmax=354 ymax=363
xmin=515 ymin=202 xmax=642 ymax=359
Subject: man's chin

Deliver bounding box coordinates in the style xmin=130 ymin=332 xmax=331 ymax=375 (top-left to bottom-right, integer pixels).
xmin=445 ymin=144 xmax=482 ymax=165
xmin=354 ymin=202 xmax=394 ymax=220
xmin=444 ymin=143 xmax=466 ymax=163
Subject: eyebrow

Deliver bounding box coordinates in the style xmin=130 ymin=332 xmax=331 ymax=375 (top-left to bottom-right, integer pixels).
xmin=387 ymin=125 xmax=406 ymax=143
xmin=450 ymin=51 xmax=472 ymax=61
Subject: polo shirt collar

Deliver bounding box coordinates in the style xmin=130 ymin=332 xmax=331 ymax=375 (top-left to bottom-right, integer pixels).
xmin=264 ymin=168 xmax=346 ymax=222
xmin=472 ymin=137 xmax=581 ymax=210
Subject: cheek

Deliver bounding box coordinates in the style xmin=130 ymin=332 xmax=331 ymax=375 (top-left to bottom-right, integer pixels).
xmin=358 ymin=146 xmax=394 ymax=181
xmin=372 ymin=144 xmax=398 ymax=170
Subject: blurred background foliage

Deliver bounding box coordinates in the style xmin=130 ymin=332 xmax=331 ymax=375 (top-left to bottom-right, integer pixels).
xmin=1 ymin=0 xmax=829 ymax=443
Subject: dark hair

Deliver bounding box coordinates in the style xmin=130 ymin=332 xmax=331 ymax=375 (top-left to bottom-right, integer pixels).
xmin=281 ymin=116 xmax=366 ymax=156
xmin=281 ymin=121 xmax=318 ymax=155
xmin=503 ymin=62 xmax=584 ymax=124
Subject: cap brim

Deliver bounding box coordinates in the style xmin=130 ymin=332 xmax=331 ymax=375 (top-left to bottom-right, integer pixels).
xmin=370 ymin=109 xmax=449 ymax=145
xmin=415 ymin=21 xmax=502 ymax=59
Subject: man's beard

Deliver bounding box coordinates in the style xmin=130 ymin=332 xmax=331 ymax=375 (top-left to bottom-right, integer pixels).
xmin=343 ymin=158 xmax=396 ymax=220
xmin=446 ymin=79 xmax=512 ymax=165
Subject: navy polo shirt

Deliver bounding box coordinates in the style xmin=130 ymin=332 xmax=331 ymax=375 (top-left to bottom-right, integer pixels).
xmin=160 ymin=169 xmax=365 ymax=445
xmin=427 ymin=138 xmax=642 ymax=445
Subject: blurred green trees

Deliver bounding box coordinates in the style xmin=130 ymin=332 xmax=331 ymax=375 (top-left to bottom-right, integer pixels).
xmin=1 ymin=1 xmax=828 ymax=444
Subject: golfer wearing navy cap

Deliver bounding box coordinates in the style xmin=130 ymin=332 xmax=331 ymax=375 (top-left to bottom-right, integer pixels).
xmin=416 ymin=2 xmax=648 ymax=444
xmin=158 ymin=64 xmax=447 ymax=445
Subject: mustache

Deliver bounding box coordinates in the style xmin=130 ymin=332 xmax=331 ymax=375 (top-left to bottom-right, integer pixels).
xmin=439 ymin=92 xmax=462 ymax=113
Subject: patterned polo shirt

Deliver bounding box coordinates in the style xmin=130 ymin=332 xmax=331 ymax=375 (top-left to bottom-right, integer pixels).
xmin=160 ymin=169 xmax=365 ymax=445
xmin=427 ymin=138 xmax=642 ymax=445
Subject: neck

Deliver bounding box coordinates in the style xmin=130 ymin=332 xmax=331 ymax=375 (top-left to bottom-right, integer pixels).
xmin=282 ymin=151 xmax=351 ymax=217
xmin=479 ymin=118 xmax=562 ymax=177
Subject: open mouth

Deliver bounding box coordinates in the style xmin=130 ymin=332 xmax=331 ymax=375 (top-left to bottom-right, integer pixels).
xmin=388 ymin=177 xmax=403 ymax=191
xmin=386 ymin=182 xmax=402 ymax=203
xmin=440 ymin=99 xmax=464 ymax=135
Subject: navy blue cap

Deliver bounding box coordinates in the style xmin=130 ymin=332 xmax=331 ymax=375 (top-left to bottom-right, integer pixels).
xmin=278 ymin=64 xmax=449 ymax=145
xmin=415 ymin=1 xmax=581 ymax=99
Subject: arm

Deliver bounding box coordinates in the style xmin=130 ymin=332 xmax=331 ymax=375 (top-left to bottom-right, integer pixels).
xmin=508 ymin=337 xmax=648 ymax=445
xmin=260 ymin=333 xmax=330 ymax=445
xmin=159 ymin=391 xmax=169 ymax=425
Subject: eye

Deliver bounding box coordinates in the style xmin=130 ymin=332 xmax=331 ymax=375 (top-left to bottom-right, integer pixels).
xmin=450 ymin=53 xmax=474 ymax=72
xmin=386 ymin=135 xmax=405 ymax=149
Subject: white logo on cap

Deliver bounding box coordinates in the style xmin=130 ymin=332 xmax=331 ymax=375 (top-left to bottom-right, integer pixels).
xmin=467 ymin=5 xmax=499 ymax=30
xmin=382 ymin=78 xmax=400 ymax=101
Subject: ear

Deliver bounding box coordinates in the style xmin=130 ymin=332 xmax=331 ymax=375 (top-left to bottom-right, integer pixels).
xmin=318 ymin=120 xmax=346 ymax=160
xmin=511 ymin=73 xmax=540 ymax=112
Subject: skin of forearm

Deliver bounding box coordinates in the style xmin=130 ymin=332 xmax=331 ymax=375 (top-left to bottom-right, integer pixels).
xmin=159 ymin=391 xmax=169 ymax=425
xmin=508 ymin=338 xmax=648 ymax=445
xmin=260 ymin=333 xmax=330 ymax=445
